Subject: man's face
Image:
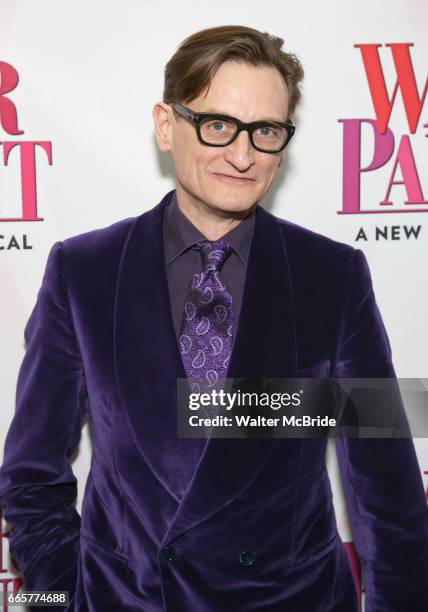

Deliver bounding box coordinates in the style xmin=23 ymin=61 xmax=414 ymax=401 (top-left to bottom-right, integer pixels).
xmin=154 ymin=60 xmax=290 ymax=216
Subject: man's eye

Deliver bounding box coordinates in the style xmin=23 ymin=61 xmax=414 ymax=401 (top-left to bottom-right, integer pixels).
xmin=209 ymin=121 xmax=226 ymax=132
xmin=201 ymin=119 xmax=236 ymax=141
xmin=258 ymin=126 xmax=274 ymax=137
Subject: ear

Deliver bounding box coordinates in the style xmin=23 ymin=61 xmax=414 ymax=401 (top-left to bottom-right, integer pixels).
xmin=152 ymin=102 xmax=174 ymax=152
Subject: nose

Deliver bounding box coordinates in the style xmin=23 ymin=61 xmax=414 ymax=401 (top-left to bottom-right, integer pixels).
xmin=223 ymin=130 xmax=255 ymax=172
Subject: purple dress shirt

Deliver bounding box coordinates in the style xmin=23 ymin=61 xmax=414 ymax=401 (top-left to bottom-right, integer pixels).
xmin=163 ymin=191 xmax=255 ymax=339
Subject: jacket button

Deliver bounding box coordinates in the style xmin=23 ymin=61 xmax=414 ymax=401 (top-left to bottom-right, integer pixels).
xmin=240 ymin=551 xmax=256 ymax=566
xmin=160 ymin=546 xmax=176 ymax=562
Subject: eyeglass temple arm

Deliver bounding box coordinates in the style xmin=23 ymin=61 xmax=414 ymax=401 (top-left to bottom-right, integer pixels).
xmin=171 ymin=103 xmax=195 ymax=121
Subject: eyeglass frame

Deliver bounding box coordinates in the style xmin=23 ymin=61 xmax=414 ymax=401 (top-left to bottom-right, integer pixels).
xmin=170 ymin=102 xmax=295 ymax=153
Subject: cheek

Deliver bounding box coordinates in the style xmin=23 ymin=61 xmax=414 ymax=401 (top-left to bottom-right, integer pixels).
xmin=259 ymin=158 xmax=281 ymax=182
xmin=172 ymin=144 xmax=195 ymax=180
xmin=173 ymin=145 xmax=212 ymax=189
xmin=194 ymin=152 xmax=225 ymax=180
xmin=174 ymin=138 xmax=191 ymax=163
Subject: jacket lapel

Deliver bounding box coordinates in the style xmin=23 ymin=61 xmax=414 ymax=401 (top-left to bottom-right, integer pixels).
xmin=114 ymin=190 xmax=297 ymax=545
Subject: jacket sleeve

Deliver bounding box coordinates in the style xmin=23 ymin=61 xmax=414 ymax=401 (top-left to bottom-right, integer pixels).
xmin=333 ymin=248 xmax=428 ymax=612
xmin=0 ymin=241 xmax=87 ymax=596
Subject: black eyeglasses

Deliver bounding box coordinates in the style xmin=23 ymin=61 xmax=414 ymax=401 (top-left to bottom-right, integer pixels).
xmin=170 ymin=102 xmax=295 ymax=153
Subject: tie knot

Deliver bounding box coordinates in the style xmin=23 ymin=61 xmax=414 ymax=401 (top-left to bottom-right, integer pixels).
xmin=197 ymin=239 xmax=233 ymax=271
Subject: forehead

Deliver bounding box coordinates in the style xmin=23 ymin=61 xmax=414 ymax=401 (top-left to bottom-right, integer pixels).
xmin=192 ymin=60 xmax=289 ymax=122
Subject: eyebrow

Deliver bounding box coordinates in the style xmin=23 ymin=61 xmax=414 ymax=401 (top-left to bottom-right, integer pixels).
xmin=200 ymin=108 xmax=286 ymax=123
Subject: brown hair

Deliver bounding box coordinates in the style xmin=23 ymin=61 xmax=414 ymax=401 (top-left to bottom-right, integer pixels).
xmin=163 ymin=25 xmax=304 ymax=119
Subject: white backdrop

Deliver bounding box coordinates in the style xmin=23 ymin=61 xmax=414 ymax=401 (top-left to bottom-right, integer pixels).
xmin=1 ymin=1 xmax=427 ymax=609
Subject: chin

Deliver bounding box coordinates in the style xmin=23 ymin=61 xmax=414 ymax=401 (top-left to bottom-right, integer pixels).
xmin=210 ymin=199 xmax=255 ymax=214
xmin=207 ymin=189 xmax=257 ymax=211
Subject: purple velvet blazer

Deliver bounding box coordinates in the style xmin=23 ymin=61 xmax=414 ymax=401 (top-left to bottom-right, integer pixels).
xmin=1 ymin=190 xmax=427 ymax=611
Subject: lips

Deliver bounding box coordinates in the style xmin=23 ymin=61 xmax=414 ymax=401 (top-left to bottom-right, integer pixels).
xmin=212 ymin=172 xmax=255 ymax=183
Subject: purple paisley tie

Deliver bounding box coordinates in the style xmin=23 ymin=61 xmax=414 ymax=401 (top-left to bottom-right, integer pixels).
xmin=179 ymin=239 xmax=234 ymax=394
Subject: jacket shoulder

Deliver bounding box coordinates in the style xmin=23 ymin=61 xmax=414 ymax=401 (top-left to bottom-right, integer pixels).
xmin=55 ymin=192 xmax=173 ymax=285
xmin=265 ymin=210 xmax=357 ymax=276
xmin=54 ymin=216 xmax=140 ymax=292
xmin=61 ymin=215 xmax=137 ymax=259
xmin=59 ymin=190 xmax=173 ymax=262
xmin=276 ymin=215 xmax=354 ymax=259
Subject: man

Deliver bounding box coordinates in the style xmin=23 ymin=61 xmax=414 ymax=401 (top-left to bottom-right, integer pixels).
xmin=0 ymin=25 xmax=427 ymax=612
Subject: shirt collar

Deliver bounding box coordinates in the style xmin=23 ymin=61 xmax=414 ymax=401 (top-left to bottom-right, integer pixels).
xmin=165 ymin=191 xmax=255 ymax=265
